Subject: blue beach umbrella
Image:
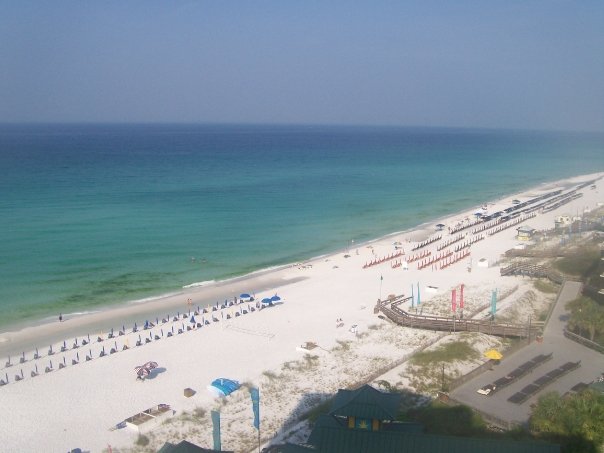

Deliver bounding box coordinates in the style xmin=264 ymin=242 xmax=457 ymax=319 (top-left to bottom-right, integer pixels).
xmin=240 ymin=293 xmax=251 ymax=298
xmin=270 ymin=295 xmax=281 ymax=302
xmin=261 ymin=298 xmax=272 ymax=304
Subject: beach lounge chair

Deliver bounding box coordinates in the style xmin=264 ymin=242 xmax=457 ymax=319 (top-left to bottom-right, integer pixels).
xmin=48 ymin=347 xmax=55 ymax=355
xmin=122 ymin=345 xmax=129 ymax=351
xmin=82 ymin=339 xmax=88 ymax=346
xmin=72 ymin=359 xmax=78 ymax=365
xmin=97 ymin=336 xmax=103 ymax=343
xmin=72 ymin=342 xmax=79 ymax=349
xmin=154 ymin=334 xmax=160 ymax=340
xmin=31 ymin=370 xmax=38 ymax=377
xmin=178 ymin=329 xmax=183 ymax=334
xmin=196 ymin=323 xmax=202 ymax=328
xmin=173 ymin=316 xmax=178 ymax=321
xmin=61 ymin=345 xmax=67 ymax=352
xmin=186 ymin=326 xmax=192 ymax=331
xmin=44 ymin=367 xmax=52 ymax=373
xmin=59 ymin=362 xmax=66 ymax=369
xmin=16 ymin=373 xmax=23 ymax=381
xmin=167 ymin=331 xmax=173 ymax=337
xmin=86 ymin=355 xmax=92 ymax=361
xmin=145 ymin=338 xmax=152 ymax=343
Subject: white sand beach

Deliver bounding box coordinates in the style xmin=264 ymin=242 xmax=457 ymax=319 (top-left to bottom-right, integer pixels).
xmin=0 ymin=173 xmax=602 ymax=453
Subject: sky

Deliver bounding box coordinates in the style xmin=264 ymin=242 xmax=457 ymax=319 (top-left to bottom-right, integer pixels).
xmin=1 ymin=1 xmax=603 ymax=131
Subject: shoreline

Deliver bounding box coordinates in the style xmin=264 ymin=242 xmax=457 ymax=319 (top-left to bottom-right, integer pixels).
xmin=0 ymin=171 xmax=602 ymax=452
xmin=1 ymin=172 xmax=601 ymax=357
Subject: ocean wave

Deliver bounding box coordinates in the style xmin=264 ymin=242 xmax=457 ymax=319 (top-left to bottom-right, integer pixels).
xmin=129 ymin=291 xmax=182 ymax=304
xmin=182 ymin=280 xmax=216 ymax=289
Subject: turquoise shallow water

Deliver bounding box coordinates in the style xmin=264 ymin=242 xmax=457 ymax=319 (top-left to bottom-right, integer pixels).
xmin=0 ymin=124 xmax=602 ymax=329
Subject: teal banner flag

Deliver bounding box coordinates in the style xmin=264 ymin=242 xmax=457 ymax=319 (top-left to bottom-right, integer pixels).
xmin=250 ymin=387 xmax=260 ymax=430
xmin=211 ymin=410 xmax=221 ymax=451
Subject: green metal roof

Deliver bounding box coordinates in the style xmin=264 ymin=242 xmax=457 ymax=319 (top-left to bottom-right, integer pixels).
xmin=329 ymin=384 xmax=401 ymax=420
xmin=157 ymin=440 xmax=233 ymax=453
xmin=292 ymin=425 xmax=560 ymax=453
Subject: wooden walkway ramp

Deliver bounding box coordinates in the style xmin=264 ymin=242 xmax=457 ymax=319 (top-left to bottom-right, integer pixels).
xmin=377 ymin=295 xmax=538 ymax=338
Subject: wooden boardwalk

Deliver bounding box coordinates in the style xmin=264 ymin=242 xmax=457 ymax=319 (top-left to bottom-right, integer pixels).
xmin=377 ymin=296 xmax=538 ymax=338
xmin=500 ymin=262 xmax=564 ymax=284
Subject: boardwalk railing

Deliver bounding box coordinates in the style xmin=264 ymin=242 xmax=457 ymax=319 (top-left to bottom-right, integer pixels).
xmin=500 ymin=263 xmax=564 ymax=285
xmin=376 ymin=296 xmax=538 ymax=339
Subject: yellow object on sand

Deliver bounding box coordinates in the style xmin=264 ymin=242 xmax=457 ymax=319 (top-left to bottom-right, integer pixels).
xmin=484 ymin=349 xmax=503 ymax=360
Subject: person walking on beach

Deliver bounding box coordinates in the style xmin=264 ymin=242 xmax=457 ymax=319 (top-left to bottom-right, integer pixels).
xmin=59 ymin=313 xmax=63 ymax=322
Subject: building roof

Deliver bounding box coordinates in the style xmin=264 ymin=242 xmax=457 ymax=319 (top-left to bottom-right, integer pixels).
xmin=157 ymin=440 xmax=233 ymax=453
xmin=328 ymin=384 xmax=401 ymax=420
xmin=517 ymin=226 xmax=536 ymax=234
xmin=282 ymin=424 xmax=559 ymax=453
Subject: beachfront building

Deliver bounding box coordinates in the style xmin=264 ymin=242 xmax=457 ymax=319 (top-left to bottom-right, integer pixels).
xmin=554 ymin=215 xmax=571 ymax=229
xmin=516 ymin=225 xmax=536 ymax=241
xmin=279 ymin=385 xmax=559 ymax=453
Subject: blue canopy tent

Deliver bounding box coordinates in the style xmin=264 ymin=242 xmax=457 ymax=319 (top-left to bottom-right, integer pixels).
xmin=207 ymin=378 xmax=240 ymax=397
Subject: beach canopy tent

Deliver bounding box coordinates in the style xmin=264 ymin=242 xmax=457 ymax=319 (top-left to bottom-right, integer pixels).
xmin=484 ymin=349 xmax=503 ymax=360
xmin=207 ymin=378 xmax=240 ymax=397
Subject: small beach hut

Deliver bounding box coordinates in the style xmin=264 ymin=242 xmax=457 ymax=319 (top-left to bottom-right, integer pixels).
xmin=516 ymin=225 xmax=536 ymax=241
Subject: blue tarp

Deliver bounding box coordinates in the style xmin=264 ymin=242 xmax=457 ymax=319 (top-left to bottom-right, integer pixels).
xmin=209 ymin=378 xmax=240 ymax=397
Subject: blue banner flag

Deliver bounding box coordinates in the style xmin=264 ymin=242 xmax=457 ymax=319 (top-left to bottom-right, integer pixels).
xmin=416 ymin=283 xmax=421 ymax=306
xmin=250 ymin=387 xmax=260 ymax=430
xmin=211 ymin=410 xmax=221 ymax=451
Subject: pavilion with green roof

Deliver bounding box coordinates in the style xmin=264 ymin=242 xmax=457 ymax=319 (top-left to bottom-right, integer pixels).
xmin=279 ymin=384 xmax=559 ymax=453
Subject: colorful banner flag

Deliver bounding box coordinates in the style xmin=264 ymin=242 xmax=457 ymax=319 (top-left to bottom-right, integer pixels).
xmin=411 ymin=285 xmax=415 ymax=308
xmin=491 ymin=289 xmax=497 ymax=315
xmin=211 ymin=410 xmax=221 ymax=451
xmin=416 ymin=283 xmax=421 ymax=306
xmin=452 ymin=289 xmax=457 ymax=313
xmin=250 ymin=387 xmax=260 ymax=430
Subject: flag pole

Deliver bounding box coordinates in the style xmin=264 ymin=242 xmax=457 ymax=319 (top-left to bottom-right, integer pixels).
xmin=379 ymin=275 xmax=383 ymax=301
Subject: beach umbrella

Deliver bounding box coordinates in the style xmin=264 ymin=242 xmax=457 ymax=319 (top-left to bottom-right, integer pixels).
xmin=484 ymin=349 xmax=503 ymax=360
xmin=270 ymin=295 xmax=281 ymax=302
xmin=240 ymin=293 xmax=251 ymax=298
xmin=190 ymin=315 xmax=196 ymax=324
xmin=261 ymin=298 xmax=272 ymax=304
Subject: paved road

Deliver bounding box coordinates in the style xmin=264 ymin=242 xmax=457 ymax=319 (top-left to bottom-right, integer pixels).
xmin=450 ymin=281 xmax=603 ymax=426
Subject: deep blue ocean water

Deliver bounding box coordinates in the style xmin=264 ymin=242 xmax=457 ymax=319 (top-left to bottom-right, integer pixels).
xmin=0 ymin=124 xmax=603 ymax=329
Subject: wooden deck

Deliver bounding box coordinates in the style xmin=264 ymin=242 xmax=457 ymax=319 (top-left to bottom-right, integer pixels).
xmin=377 ymin=295 xmax=538 ymax=338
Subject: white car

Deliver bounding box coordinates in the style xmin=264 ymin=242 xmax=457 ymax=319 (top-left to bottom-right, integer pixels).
xmin=477 ymin=384 xmax=496 ymax=395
